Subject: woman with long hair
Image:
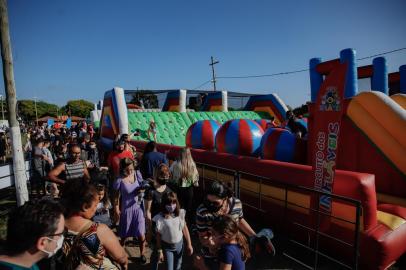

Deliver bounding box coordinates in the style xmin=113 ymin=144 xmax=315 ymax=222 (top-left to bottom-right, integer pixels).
xmin=212 ymin=215 xmax=250 ymax=269
xmin=113 ymin=158 xmax=147 ymax=264
xmin=93 ymin=184 xmax=113 ymax=227
xmin=194 ymin=181 xmax=257 ymax=269
xmin=145 ymin=163 xmax=173 ymax=270
xmin=170 ymin=147 xmax=199 ymax=223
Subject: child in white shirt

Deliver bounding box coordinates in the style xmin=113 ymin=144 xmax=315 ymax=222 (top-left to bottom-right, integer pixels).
xmin=153 ymin=192 xmax=193 ymax=270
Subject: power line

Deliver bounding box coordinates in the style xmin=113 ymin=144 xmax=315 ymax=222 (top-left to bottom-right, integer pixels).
xmin=357 ymin=47 xmax=406 ymax=60
xmin=217 ymin=68 xmax=309 ymax=79
xmin=192 ymin=80 xmax=211 ymax=90
xmin=215 ymin=46 xmax=406 ymax=80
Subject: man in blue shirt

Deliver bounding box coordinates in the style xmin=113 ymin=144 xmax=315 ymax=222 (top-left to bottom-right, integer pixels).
xmin=140 ymin=141 xmax=168 ymax=179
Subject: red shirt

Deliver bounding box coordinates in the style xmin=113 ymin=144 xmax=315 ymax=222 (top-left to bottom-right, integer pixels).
xmin=107 ymin=150 xmax=134 ymax=177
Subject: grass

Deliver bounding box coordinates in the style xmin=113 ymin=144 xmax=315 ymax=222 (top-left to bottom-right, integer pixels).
xmin=0 ymin=214 xmax=7 ymax=241
xmin=0 ymin=187 xmax=17 ymax=242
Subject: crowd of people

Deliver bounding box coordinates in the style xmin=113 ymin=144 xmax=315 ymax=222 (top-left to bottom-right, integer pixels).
xmin=0 ymin=121 xmax=275 ymax=270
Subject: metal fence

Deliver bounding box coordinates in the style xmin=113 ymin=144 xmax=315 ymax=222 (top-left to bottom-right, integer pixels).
xmin=0 ymin=158 xmax=362 ymax=269
xmin=196 ymin=162 xmax=361 ymax=270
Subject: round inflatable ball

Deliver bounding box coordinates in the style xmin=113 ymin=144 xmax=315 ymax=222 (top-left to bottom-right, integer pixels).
xmin=186 ymin=120 xmax=220 ymax=150
xmin=216 ymin=119 xmax=264 ymax=156
xmin=255 ymin=119 xmax=272 ymax=130
xmin=260 ymin=128 xmax=306 ymax=163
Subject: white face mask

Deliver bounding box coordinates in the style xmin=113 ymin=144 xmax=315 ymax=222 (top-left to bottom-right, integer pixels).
xmin=41 ymin=235 xmax=64 ymax=258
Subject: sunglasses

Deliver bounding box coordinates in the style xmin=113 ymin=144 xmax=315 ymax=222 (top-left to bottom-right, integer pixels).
xmin=46 ymin=227 xmax=68 ymax=237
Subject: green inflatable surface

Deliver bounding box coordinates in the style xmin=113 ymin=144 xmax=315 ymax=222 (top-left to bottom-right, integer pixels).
xmin=127 ymin=111 xmax=270 ymax=146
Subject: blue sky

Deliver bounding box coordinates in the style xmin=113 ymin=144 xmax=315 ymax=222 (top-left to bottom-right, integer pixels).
xmin=2 ymin=0 xmax=406 ymax=108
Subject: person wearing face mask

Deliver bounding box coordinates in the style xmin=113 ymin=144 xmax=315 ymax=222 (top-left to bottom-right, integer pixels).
xmin=60 ymin=178 xmax=128 ymax=270
xmin=153 ymin=192 xmax=193 ymax=270
xmin=86 ymin=140 xmax=100 ymax=168
xmin=86 ymin=140 xmax=109 ymax=187
xmin=194 ymin=181 xmax=257 ymax=269
xmin=145 ymin=164 xmax=173 ymax=235
xmin=107 ymin=138 xmax=134 ymax=178
xmin=47 ymin=144 xmax=90 ymax=185
xmin=0 ymin=199 xmax=65 ymax=270
xmin=145 ymin=164 xmax=173 ymax=270
xmin=113 ymin=158 xmax=147 ymax=264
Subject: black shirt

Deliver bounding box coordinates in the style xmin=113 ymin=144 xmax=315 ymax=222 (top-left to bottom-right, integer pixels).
xmin=145 ymin=185 xmax=172 ymax=218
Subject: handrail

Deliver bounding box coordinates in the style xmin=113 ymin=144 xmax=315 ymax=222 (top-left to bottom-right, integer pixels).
xmin=195 ymin=161 xmax=361 ymax=270
xmin=0 ymin=158 xmax=32 ymax=183
xmin=0 ymin=159 xmax=32 ymax=217
xmin=237 ymin=169 xmax=362 ymax=207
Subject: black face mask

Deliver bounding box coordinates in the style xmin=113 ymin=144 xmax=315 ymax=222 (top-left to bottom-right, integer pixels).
xmin=157 ymin=178 xmax=167 ymax=185
xmin=204 ymin=199 xmax=224 ymax=213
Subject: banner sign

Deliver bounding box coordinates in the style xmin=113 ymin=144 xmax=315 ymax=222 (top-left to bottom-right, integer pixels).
xmin=66 ymin=118 xmax=72 ymax=129
xmin=47 ymin=119 xmax=54 ymax=127
xmin=312 ymin=63 xmax=347 ymax=213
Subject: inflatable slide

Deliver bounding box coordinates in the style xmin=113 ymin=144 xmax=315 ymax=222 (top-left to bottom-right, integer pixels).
xmin=100 ymin=49 xmax=406 ymax=269
xmin=127 ymin=111 xmax=269 ymax=146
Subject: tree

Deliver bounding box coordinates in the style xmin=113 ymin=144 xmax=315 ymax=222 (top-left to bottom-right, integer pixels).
xmin=18 ymin=100 xmax=59 ymax=121
xmin=293 ymin=104 xmax=309 ymax=117
xmin=61 ymin=99 xmax=94 ymax=118
xmin=128 ymin=90 xmax=158 ymax=108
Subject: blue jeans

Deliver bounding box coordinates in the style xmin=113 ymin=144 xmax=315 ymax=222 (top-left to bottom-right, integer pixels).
xmin=162 ymin=240 xmax=183 ymax=270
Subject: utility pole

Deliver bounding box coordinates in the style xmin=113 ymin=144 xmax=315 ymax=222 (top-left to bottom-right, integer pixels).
xmin=209 ymin=56 xmax=219 ymax=91
xmin=0 ymin=94 xmax=4 ymax=120
xmin=0 ymin=0 xmax=29 ymax=205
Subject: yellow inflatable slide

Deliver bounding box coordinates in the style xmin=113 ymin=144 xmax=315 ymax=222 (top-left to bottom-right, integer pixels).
xmin=391 ymin=93 xmax=406 ymax=109
xmin=347 ymin=91 xmax=406 ymax=175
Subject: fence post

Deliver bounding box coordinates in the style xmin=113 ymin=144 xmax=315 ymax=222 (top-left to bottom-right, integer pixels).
xmin=202 ymin=165 xmax=205 ymax=191
xmin=234 ymin=171 xmax=240 ymax=199
xmin=314 ymin=193 xmax=321 ymax=270
xmin=353 ymin=203 xmax=361 ymax=270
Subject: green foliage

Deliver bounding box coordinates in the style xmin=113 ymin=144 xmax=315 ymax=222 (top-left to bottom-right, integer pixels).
xmin=228 ymin=107 xmax=244 ymax=111
xmin=293 ymin=104 xmax=309 ymax=117
xmin=128 ymin=90 xmax=158 ymax=108
xmin=18 ymin=100 xmax=59 ymax=121
xmin=61 ymin=99 xmax=94 ymax=118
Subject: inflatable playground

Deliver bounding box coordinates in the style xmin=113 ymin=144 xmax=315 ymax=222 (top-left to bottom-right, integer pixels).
xmin=100 ymin=48 xmax=406 ymax=269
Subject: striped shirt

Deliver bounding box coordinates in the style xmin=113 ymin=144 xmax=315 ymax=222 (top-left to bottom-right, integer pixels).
xmin=196 ymin=197 xmax=243 ymax=233
xmin=65 ymin=161 xmax=86 ymax=180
